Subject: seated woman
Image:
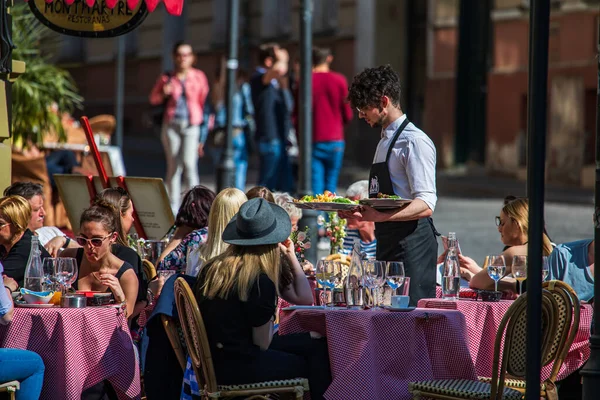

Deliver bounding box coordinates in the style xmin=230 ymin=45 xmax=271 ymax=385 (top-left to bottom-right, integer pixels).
xmin=467 ymin=197 xmax=553 ymax=292
xmin=193 ymin=198 xmax=331 ymax=399
xmin=246 ymin=186 xmax=275 ymax=202
xmin=0 ymin=196 xmax=51 ymax=287
xmin=0 ymin=260 xmax=45 ymax=399
xmin=157 ymin=186 xmax=215 ymax=272
xmin=188 ymin=188 xmax=247 ymax=275
xmin=60 ymin=202 xmax=139 ymax=318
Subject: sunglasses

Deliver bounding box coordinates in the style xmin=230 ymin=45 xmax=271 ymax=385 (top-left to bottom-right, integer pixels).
xmin=75 ymin=233 xmax=113 ymax=247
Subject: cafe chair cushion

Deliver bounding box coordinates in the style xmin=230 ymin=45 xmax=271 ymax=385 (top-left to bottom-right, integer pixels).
xmin=216 ymin=377 xmax=309 ymax=391
xmin=409 ymin=379 xmax=522 ymax=400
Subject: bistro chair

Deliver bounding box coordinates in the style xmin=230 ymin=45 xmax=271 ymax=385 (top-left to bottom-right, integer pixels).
xmin=478 ymin=280 xmax=581 ymax=399
xmin=173 ymin=277 xmax=310 ymax=399
xmin=142 ymin=260 xmax=157 ymax=282
xmin=161 ymin=314 xmax=187 ymax=371
xmin=0 ymin=381 xmax=19 ymax=400
xmin=409 ymin=289 xmax=560 ymax=400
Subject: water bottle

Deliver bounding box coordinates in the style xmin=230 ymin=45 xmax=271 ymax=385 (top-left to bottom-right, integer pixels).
xmin=442 ymin=232 xmax=460 ymax=300
xmin=344 ymin=240 xmax=365 ymax=309
xmin=24 ymin=236 xmax=45 ymax=292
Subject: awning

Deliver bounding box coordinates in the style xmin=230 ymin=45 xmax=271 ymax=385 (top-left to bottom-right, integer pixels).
xmin=44 ymin=0 xmax=184 ymax=16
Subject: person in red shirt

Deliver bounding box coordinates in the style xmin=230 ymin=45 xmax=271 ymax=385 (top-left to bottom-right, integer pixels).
xmin=310 ymin=47 xmax=353 ymax=196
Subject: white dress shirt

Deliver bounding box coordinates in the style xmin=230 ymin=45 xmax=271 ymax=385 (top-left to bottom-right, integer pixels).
xmin=372 ymin=114 xmax=437 ymax=211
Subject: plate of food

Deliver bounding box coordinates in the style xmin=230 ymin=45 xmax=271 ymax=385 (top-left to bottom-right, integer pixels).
xmin=360 ymin=194 xmax=412 ymax=209
xmin=291 ymin=191 xmax=360 ymax=212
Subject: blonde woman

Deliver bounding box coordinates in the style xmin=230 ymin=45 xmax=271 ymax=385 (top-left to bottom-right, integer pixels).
xmin=467 ymin=197 xmax=553 ymax=292
xmin=187 ymin=188 xmax=247 ymax=275
xmin=190 ymin=198 xmax=330 ymax=399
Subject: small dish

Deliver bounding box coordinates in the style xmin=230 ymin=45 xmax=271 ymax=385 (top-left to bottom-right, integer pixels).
xmin=383 ymin=306 xmax=416 ymax=312
xmin=20 ymin=288 xmax=54 ymax=305
xmin=477 ymin=290 xmax=502 ymax=302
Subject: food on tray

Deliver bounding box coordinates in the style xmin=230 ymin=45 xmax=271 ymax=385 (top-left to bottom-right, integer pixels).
xmin=294 ymin=191 xmax=358 ymax=204
xmin=376 ymin=193 xmax=403 ymax=199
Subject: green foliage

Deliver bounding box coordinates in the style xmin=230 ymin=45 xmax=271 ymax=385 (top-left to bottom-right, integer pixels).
xmin=11 ymin=4 xmax=83 ymax=148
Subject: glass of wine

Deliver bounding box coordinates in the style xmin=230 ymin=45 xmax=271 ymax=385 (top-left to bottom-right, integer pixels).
xmin=542 ymin=256 xmax=550 ymax=281
xmin=487 ymin=255 xmax=506 ymax=293
xmin=511 ymin=255 xmax=527 ymax=296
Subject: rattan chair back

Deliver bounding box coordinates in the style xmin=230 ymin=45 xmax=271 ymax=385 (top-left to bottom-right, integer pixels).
xmin=142 ymin=259 xmax=157 ymax=281
xmin=174 ymin=277 xmax=219 ymax=394
xmin=161 ymin=314 xmax=187 ymax=371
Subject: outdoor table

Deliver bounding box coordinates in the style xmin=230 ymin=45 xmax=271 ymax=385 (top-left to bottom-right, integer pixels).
xmin=417 ymin=298 xmax=593 ymax=381
xmin=279 ymin=307 xmax=477 ymax=400
xmin=0 ymin=306 xmax=141 ymax=400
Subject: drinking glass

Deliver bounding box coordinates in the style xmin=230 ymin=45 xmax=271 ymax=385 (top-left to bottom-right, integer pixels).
xmin=42 ymin=258 xmax=58 ymax=292
xmin=57 ymin=258 xmax=77 ymax=292
xmin=386 ymin=262 xmax=405 ymax=296
xmin=487 ymin=255 xmax=506 ymax=293
xmin=542 ymin=256 xmax=550 ymax=281
xmin=364 ymin=260 xmax=386 ymax=308
xmin=511 ymin=255 xmax=527 ymax=296
xmin=316 ymin=260 xmax=340 ymax=307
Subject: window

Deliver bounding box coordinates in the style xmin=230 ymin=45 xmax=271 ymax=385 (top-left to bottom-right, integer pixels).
xmin=313 ymin=0 xmax=338 ymax=35
xmin=261 ymin=0 xmax=291 ymax=39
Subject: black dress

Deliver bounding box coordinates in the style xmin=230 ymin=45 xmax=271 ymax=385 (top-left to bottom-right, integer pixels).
xmin=0 ymin=229 xmax=51 ymax=287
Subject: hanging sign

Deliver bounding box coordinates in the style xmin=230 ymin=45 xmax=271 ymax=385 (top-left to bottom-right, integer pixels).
xmin=28 ymin=0 xmax=148 ymax=38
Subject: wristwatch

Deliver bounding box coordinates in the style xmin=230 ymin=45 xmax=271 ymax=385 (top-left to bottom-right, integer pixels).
xmin=146 ymin=288 xmax=155 ymax=306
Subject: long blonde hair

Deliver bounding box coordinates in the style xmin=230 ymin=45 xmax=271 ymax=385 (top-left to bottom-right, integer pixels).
xmin=196 ymin=244 xmax=280 ymax=301
xmin=503 ymin=198 xmax=553 ymax=256
xmin=197 ymin=188 xmax=247 ymax=265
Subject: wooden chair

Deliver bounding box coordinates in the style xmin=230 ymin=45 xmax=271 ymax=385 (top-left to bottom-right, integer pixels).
xmin=0 ymin=381 xmax=20 ymax=399
xmin=142 ymin=260 xmax=157 ymax=282
xmin=161 ymin=314 xmax=187 ymax=371
xmin=173 ymin=278 xmax=310 ymax=399
xmin=478 ymin=280 xmax=581 ymax=399
xmin=409 ymin=289 xmax=560 ymax=400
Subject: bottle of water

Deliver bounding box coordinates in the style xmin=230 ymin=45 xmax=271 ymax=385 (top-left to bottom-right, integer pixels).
xmin=344 ymin=239 xmax=365 ymax=309
xmin=442 ymin=232 xmax=460 ymax=300
xmin=24 ymin=236 xmax=44 ymax=292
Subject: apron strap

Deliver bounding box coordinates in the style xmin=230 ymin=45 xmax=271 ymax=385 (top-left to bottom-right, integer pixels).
xmin=385 ymin=118 xmax=410 ymax=162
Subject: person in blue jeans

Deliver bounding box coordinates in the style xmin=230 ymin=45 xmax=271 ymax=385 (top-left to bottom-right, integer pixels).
xmin=0 ymin=261 xmax=45 ymax=399
xmin=201 ymin=66 xmax=255 ymax=191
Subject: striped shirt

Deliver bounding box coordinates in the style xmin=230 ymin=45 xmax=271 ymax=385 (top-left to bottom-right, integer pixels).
xmin=341 ymin=229 xmax=377 ymax=259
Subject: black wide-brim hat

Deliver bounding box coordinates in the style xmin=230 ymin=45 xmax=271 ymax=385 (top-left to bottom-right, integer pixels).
xmin=222 ymin=197 xmax=291 ymax=246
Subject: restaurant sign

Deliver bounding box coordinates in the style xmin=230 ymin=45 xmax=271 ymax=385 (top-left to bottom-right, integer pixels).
xmin=28 ymin=0 xmax=148 ymax=38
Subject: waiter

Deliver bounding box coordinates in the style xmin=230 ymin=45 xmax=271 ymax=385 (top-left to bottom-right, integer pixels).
xmin=341 ymin=65 xmax=438 ymax=305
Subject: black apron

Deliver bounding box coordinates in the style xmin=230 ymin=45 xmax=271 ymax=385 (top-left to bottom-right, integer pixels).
xmin=369 ymin=119 xmax=439 ymax=305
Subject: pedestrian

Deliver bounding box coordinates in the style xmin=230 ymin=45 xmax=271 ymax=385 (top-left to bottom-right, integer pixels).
xmin=309 ymin=47 xmax=353 ymax=196
xmin=249 ymin=43 xmax=294 ymax=193
xmin=149 ymin=42 xmax=210 ymax=213
xmin=340 ymin=65 xmax=439 ymax=305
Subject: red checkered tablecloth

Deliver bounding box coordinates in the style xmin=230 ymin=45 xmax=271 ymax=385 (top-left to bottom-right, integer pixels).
xmin=0 ymin=307 xmax=141 ymax=400
xmin=417 ymin=298 xmax=593 ymax=381
xmin=279 ymin=308 xmax=477 ymax=400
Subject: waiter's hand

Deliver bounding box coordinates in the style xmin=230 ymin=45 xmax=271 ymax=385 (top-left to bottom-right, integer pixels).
xmin=339 ymin=206 xmax=385 ymax=223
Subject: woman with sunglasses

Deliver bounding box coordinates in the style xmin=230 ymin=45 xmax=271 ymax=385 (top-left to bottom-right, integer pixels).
xmin=466 ymin=197 xmax=553 ymax=292
xmin=59 ymin=202 xmax=139 ymax=318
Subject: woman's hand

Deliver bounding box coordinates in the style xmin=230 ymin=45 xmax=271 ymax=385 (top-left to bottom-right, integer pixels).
xmin=148 ymin=275 xmax=166 ymax=298
xmin=458 ymin=254 xmax=482 ymax=276
xmin=2 ymin=275 xmax=17 ymax=292
xmin=99 ymin=273 xmax=126 ymax=303
xmin=45 ymin=236 xmax=67 ymax=257
xmin=437 ymin=250 xmax=449 ymax=265
xmin=278 ymin=239 xmax=295 ymax=259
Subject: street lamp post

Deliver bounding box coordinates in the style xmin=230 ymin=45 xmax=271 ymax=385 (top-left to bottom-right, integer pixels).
xmin=581 ymin=10 xmax=600 ymax=399
xmin=297 ymin=0 xmax=318 ymax=264
xmin=216 ymin=0 xmax=239 ymax=192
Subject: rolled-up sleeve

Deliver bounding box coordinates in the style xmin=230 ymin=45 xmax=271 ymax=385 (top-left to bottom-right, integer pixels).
xmin=405 ymin=137 xmax=437 ymax=211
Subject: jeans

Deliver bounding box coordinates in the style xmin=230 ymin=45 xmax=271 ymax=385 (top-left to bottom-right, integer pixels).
xmin=162 ymin=120 xmax=200 ymax=211
xmin=258 ymin=139 xmax=293 ymax=192
xmin=312 ymin=141 xmax=345 ymax=195
xmin=209 ymin=131 xmax=248 ymax=190
xmin=0 ymin=349 xmax=45 ymax=400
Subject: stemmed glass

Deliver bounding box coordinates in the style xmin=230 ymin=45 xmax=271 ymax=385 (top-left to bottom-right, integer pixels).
xmin=364 ymin=260 xmax=386 ymax=308
xmin=42 ymin=258 xmax=58 ymax=292
xmin=487 ymin=255 xmax=506 ymax=293
xmin=512 ymin=255 xmax=527 ymax=296
xmin=316 ymin=260 xmax=340 ymax=307
xmin=386 ymin=262 xmax=405 ymax=296
xmin=56 ymin=258 xmax=77 ymax=293
xmin=542 ymin=256 xmax=550 ymax=281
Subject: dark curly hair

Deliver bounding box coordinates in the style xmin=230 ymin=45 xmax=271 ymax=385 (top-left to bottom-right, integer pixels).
xmin=175 ymin=185 xmax=216 ymax=230
xmin=347 ymin=65 xmax=402 ymax=111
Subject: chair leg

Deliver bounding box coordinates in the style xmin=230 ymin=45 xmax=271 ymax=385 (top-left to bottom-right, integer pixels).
xmin=295 ymin=388 xmax=304 ymax=399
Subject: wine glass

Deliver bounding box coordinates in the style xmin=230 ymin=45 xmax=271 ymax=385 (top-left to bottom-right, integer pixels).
xmin=42 ymin=258 xmax=58 ymax=292
xmin=542 ymin=256 xmax=550 ymax=281
xmin=364 ymin=260 xmax=386 ymax=308
xmin=487 ymin=255 xmax=506 ymax=293
xmin=57 ymin=258 xmax=77 ymax=292
xmin=512 ymin=255 xmax=527 ymax=296
xmin=386 ymin=262 xmax=405 ymax=296
xmin=316 ymin=260 xmax=339 ymax=307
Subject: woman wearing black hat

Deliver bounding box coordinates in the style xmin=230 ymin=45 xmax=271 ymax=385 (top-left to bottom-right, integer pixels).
xmin=194 ymin=198 xmax=331 ymax=399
